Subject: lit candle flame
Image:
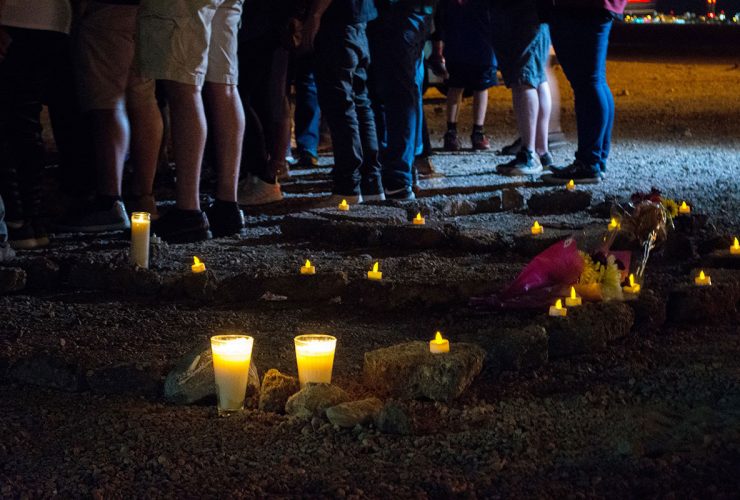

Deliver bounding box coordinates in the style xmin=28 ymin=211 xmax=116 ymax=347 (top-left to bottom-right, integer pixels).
xmin=570 ymin=287 xmax=577 ymax=299
xmin=555 ymin=299 xmax=563 ymax=309
xmin=629 ymin=273 xmax=635 ymax=287
xmin=416 ymin=213 xmax=422 ymax=221
xmin=372 ymin=262 xmax=379 ymax=273
xmin=305 ymin=260 xmax=311 ymax=267
xmin=193 ymin=256 xmax=201 ymax=265
xmin=733 ymin=237 xmax=739 ymax=248
xmin=340 ymin=199 xmax=348 ymax=207
xmin=533 ymin=221 xmax=541 ymax=230
xmin=434 ymin=331 xmax=444 ymax=343
xmin=566 ymin=179 xmax=575 ymax=190
xmin=609 ymin=218 xmax=619 ymax=229
xmin=679 ymin=201 xmax=690 ymax=213
xmin=699 ymin=270 xmax=706 ymax=280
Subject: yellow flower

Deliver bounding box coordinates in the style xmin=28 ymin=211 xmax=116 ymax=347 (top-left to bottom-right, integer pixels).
xmin=661 ymin=198 xmax=679 ymax=218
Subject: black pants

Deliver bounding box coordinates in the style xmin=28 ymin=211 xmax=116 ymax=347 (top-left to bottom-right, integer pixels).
xmin=314 ymin=22 xmax=381 ymax=196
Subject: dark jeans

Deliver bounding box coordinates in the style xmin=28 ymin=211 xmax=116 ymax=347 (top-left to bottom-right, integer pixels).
xmin=368 ymin=9 xmax=430 ymax=191
xmin=549 ymin=11 xmax=614 ymax=171
xmin=293 ymin=54 xmax=321 ymax=158
xmin=0 ymin=195 xmax=7 ymax=243
xmin=314 ymin=22 xmax=380 ymax=196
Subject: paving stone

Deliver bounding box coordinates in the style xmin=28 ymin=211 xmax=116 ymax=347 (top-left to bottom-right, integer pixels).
xmin=626 ymin=289 xmax=667 ymax=332
xmin=109 ymin=265 xmax=163 ymax=296
xmin=285 ymin=383 xmax=350 ymax=419
xmin=64 ymin=259 xmax=113 ymax=290
xmin=258 ymin=369 xmax=300 ymax=413
xmin=351 ymin=279 xmax=496 ymax=311
xmin=8 ymin=352 xmax=82 ymax=392
xmin=363 ymin=341 xmax=485 ymax=402
xmin=502 ymin=188 xmax=524 ymax=211
xmin=513 ymin=229 xmax=575 ymax=257
xmin=86 ymin=362 xmax=163 ymax=396
xmin=379 ymin=224 xmax=449 ymax=249
xmin=704 ymin=249 xmax=740 ymax=270
xmin=22 ymin=257 xmax=60 ymax=291
xmin=261 ymin=271 xmax=349 ymax=302
xmin=547 ymin=302 xmax=635 ymax=358
xmin=0 ymin=266 xmax=26 ymax=293
xmin=465 ymin=325 xmax=549 ymax=373
xmin=326 ymin=397 xmax=383 ymax=428
xmin=666 ymin=283 xmax=740 ymax=325
xmin=527 ymin=189 xmax=592 ymax=215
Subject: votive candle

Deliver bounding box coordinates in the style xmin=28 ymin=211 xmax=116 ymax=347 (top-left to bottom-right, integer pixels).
xmin=130 ymin=212 xmax=150 ymax=268
xmin=211 ymin=335 xmax=254 ymax=415
xmin=294 ymin=334 xmax=337 ymax=387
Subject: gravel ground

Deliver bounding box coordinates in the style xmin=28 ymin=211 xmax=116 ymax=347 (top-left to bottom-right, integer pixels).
xmin=1 ymin=56 xmax=740 ymax=497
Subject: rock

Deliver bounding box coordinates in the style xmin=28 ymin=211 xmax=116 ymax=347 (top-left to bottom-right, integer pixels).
xmin=666 ymin=283 xmax=739 ymax=325
xmin=0 ymin=266 xmax=26 ymax=293
xmin=626 ymin=289 xmax=667 ymax=332
xmin=473 ymin=195 xmax=503 ymax=214
xmin=109 ymin=265 xmax=163 ymax=295
xmin=23 ymin=257 xmax=60 ymax=291
xmin=469 ymin=325 xmax=548 ymax=373
xmin=380 ymin=224 xmax=448 ymax=249
xmin=8 ymin=352 xmax=81 ymax=392
xmin=704 ymin=249 xmax=740 ymax=270
xmin=527 ymin=189 xmax=592 ymax=215
xmin=258 ymin=369 xmax=300 ymax=413
xmin=363 ymin=341 xmax=485 ymax=402
xmin=86 ymin=362 xmax=163 ymax=396
xmin=179 ymin=269 xmax=218 ymax=301
xmin=163 ymin=344 xmax=260 ymax=405
xmin=284 ymin=383 xmax=350 ymax=419
xmin=502 ymin=188 xmax=524 ymax=211
xmin=326 ymin=397 xmax=383 ymax=428
xmin=376 ymin=401 xmax=412 ymax=435
xmin=258 ymin=272 xmax=349 ymax=302
xmin=547 ymin=302 xmax=635 ymax=358
xmin=64 ymin=259 xmax=112 ymax=290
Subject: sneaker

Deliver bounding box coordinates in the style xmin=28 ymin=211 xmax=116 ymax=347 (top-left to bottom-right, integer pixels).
xmin=275 ymin=161 xmax=291 ymax=181
xmin=539 ymin=152 xmax=554 ymax=170
xmin=541 ymin=160 xmax=603 ymax=185
xmin=496 ymin=149 xmax=543 ymax=176
xmin=443 ymin=130 xmax=460 ymax=152
xmin=238 ymin=176 xmax=284 ymax=206
xmin=296 ymin=150 xmax=319 ymax=168
xmin=152 ymin=208 xmax=211 ymax=243
xmin=206 ymin=199 xmax=245 ymax=238
xmin=471 ymin=131 xmax=491 ymax=151
xmin=497 ymin=137 xmax=521 ymax=156
xmin=361 ymin=176 xmax=385 ymax=202
xmin=55 ymin=199 xmax=130 ymax=233
xmin=8 ymin=221 xmax=47 ymax=250
xmin=548 ymin=131 xmax=568 ymax=149
xmin=414 ymin=156 xmax=438 ymax=177
xmin=385 ymin=186 xmax=416 ymax=201
xmin=0 ymin=242 xmax=15 ymax=261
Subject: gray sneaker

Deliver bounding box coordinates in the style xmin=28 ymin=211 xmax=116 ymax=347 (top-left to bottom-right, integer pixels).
xmin=496 ymin=150 xmax=543 ymax=176
xmin=55 ymin=200 xmax=130 ymax=233
xmin=539 ymin=152 xmax=554 ymax=170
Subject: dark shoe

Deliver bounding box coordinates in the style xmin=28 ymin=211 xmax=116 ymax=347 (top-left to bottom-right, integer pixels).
xmin=0 ymin=242 xmax=15 ymax=261
xmin=55 ymin=199 xmax=130 ymax=233
xmin=471 ymin=131 xmax=491 ymax=151
xmin=539 ymin=152 xmax=554 ymax=170
xmin=443 ymin=130 xmax=460 ymax=152
xmin=385 ymin=186 xmax=416 ymax=201
xmin=361 ymin=176 xmax=385 ymax=202
xmin=497 ymin=137 xmax=521 ymax=156
xmin=206 ymin=200 xmax=245 ymax=238
xmin=8 ymin=221 xmax=48 ymax=250
xmin=414 ymin=156 xmax=438 ymax=177
xmin=548 ymin=131 xmax=568 ymax=149
xmin=125 ymin=194 xmax=160 ymax=220
xmin=296 ymin=150 xmax=319 ymax=168
xmin=152 ymin=208 xmax=212 ymax=243
xmin=541 ymin=160 xmax=603 ymax=185
xmin=496 ymin=149 xmax=543 ymax=176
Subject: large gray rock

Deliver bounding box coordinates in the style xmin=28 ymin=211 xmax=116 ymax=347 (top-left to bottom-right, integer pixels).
xmin=164 ymin=344 xmax=260 ymax=405
xmin=527 ymin=189 xmax=592 ymax=215
xmin=326 ymin=397 xmax=383 ymax=428
xmin=0 ymin=266 xmax=26 ymax=293
xmin=8 ymin=352 xmax=81 ymax=392
xmin=363 ymin=341 xmax=485 ymax=402
xmin=547 ymin=302 xmax=635 ymax=358
xmin=375 ymin=400 xmax=412 ymax=435
xmin=466 ymin=325 xmax=548 ymax=374
xmin=258 ymin=369 xmax=300 ymax=413
xmin=284 ymin=383 xmax=350 ymax=419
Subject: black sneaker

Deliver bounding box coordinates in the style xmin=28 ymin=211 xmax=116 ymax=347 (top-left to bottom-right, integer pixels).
xmin=361 ymin=176 xmax=385 ymax=202
xmin=496 ymin=149 xmax=543 ymax=176
xmin=539 ymin=152 xmax=554 ymax=170
xmin=385 ymin=186 xmax=416 ymax=201
xmin=205 ymin=199 xmax=245 ymax=238
xmin=541 ymin=160 xmax=603 ymax=185
xmin=8 ymin=221 xmax=48 ymax=250
xmin=55 ymin=199 xmax=129 ymax=233
xmin=497 ymin=137 xmax=521 ymax=156
xmin=152 ymin=208 xmax=212 ymax=243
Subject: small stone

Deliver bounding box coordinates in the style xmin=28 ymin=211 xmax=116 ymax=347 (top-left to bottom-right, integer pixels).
xmin=258 ymin=369 xmax=300 ymax=413
xmin=179 ymin=270 xmax=218 ymax=301
xmin=284 ymin=383 xmax=350 ymax=419
xmin=363 ymin=341 xmax=485 ymax=402
xmin=502 ymin=188 xmax=524 ymax=211
xmin=547 ymin=302 xmax=635 ymax=358
xmin=326 ymin=397 xmax=383 ymax=428
xmin=376 ymin=401 xmax=412 ymax=435
xmin=0 ymin=266 xmax=26 ymax=293
xmin=8 ymin=352 xmax=81 ymax=392
xmin=527 ymin=190 xmax=592 ymax=215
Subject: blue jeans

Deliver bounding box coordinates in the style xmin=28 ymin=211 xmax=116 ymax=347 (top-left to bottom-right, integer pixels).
xmin=294 ymin=54 xmax=320 ymax=158
xmin=314 ymin=22 xmax=381 ymax=196
xmin=549 ymin=11 xmax=614 ymax=171
xmin=368 ymin=9 xmax=430 ymax=191
xmin=0 ymin=195 xmax=7 ymax=243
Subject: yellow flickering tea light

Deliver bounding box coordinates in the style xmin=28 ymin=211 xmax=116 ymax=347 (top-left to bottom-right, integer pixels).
xmin=300 ymin=259 xmax=316 ymax=275
xmin=367 ymin=261 xmax=382 ymax=281
xmin=210 ymin=335 xmax=254 ymax=416
xmin=412 ymin=212 xmax=426 ymax=225
xmin=678 ymin=201 xmax=691 ymax=215
xmin=549 ymin=299 xmax=567 ymax=317
xmin=338 ymin=199 xmax=350 ymax=211
xmin=730 ymin=237 xmax=740 ymax=255
xmin=294 ymin=334 xmax=337 ymax=387
xmin=565 ymin=287 xmax=582 ymax=307
xmin=608 ymin=218 xmax=620 ymax=231
xmin=566 ymin=179 xmax=576 ymax=191
xmin=623 ymin=273 xmax=641 ymax=296
xmin=429 ymin=331 xmax=450 ymax=354
xmin=129 ymin=212 xmax=151 ymax=268
xmin=694 ymin=270 xmax=711 ymax=286
xmin=191 ymin=256 xmax=206 ymax=273
xmin=531 ymin=221 xmax=543 ymax=236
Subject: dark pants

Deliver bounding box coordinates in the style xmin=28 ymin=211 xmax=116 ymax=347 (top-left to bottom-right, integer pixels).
xmin=549 ymin=11 xmax=614 ymax=171
xmin=368 ymin=9 xmax=430 ymax=191
xmin=293 ymin=54 xmax=321 ymax=159
xmin=314 ymin=22 xmax=380 ymax=196
xmin=0 ymin=195 xmax=7 ymax=243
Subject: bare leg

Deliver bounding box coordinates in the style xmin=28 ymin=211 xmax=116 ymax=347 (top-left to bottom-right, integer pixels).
xmin=446 ymin=87 xmax=464 ymax=125
xmin=127 ymin=99 xmax=163 ymax=198
xmin=163 ymin=80 xmax=206 ymax=211
xmin=472 ymin=89 xmax=488 ymax=126
xmin=535 ymin=81 xmax=551 ymax=156
xmin=511 ymin=84 xmax=538 ymax=153
xmin=89 ymin=108 xmax=129 ymax=197
xmin=546 ymin=57 xmax=562 ymax=133
xmin=203 ymin=82 xmax=245 ymax=203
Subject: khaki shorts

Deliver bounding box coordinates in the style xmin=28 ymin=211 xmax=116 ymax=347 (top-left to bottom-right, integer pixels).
xmin=76 ymin=2 xmax=156 ymax=111
xmin=136 ymin=0 xmax=243 ymax=86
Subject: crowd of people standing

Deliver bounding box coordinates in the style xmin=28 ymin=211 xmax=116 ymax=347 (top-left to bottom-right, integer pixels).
xmin=0 ymin=0 xmax=626 ymax=252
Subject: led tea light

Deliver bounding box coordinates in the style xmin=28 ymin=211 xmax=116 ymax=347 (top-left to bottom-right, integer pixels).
xmin=565 ymin=287 xmax=582 ymax=307
xmin=549 ymin=299 xmax=567 ymax=317
xmin=367 ymin=261 xmax=382 ymax=281
xmin=608 ymin=218 xmax=620 ymax=231
xmin=730 ymin=237 xmax=740 ymax=255
xmin=566 ymin=179 xmax=576 ymax=191
xmin=531 ymin=221 xmax=543 ymax=236
xmin=300 ymin=259 xmax=316 ymax=275
xmin=210 ymin=335 xmax=254 ymax=415
xmin=623 ymin=273 xmax=641 ymax=295
xmin=678 ymin=201 xmax=691 ymax=215
xmin=338 ymin=199 xmax=350 ymax=212
xmin=429 ymin=331 xmax=450 ymax=354
xmin=294 ymin=334 xmax=337 ymax=387
xmin=694 ymin=270 xmax=711 ymax=286
xmin=191 ymin=256 xmax=206 ymax=273
xmin=412 ymin=213 xmax=426 ymax=225
xmin=130 ymin=212 xmax=151 ymax=268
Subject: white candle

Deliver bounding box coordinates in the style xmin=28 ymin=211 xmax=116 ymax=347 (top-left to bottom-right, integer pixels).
xmin=130 ymin=212 xmax=150 ymax=268
xmin=294 ymin=334 xmax=336 ymax=388
xmin=429 ymin=331 xmax=450 ymax=354
xmin=565 ymin=287 xmax=582 ymax=307
xmin=211 ymin=335 xmax=254 ymax=415
xmin=549 ymin=299 xmax=567 ymax=317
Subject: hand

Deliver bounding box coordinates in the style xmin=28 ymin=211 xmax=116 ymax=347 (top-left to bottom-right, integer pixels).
xmin=0 ymin=27 xmax=12 ymax=63
xmin=428 ymin=53 xmax=448 ymax=80
xmin=300 ymin=14 xmax=321 ymax=52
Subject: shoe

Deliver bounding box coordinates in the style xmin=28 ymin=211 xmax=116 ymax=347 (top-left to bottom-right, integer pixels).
xmin=548 ymin=131 xmax=568 ymax=149
xmin=275 ymin=162 xmax=291 ymax=181
xmin=296 ymin=150 xmax=319 ymax=168
xmin=55 ymin=199 xmax=130 ymax=233
xmin=238 ymin=176 xmax=284 ymax=206
xmin=541 ymin=160 xmax=603 ymax=185
xmin=496 ymin=149 xmax=543 ymax=176
xmin=8 ymin=221 xmax=48 ymax=249
xmin=0 ymin=242 xmax=15 ymax=261
xmin=414 ymin=156 xmax=438 ymax=176
xmin=361 ymin=176 xmax=385 ymax=202
xmin=539 ymin=152 xmax=554 ymax=170
xmin=497 ymin=137 xmax=521 ymax=156
xmin=152 ymin=208 xmax=211 ymax=243
xmin=385 ymin=186 xmax=416 ymax=201
xmin=471 ymin=131 xmax=491 ymax=151
xmin=206 ymin=199 xmax=245 ymax=238
xmin=125 ymin=194 xmax=159 ymax=220
xmin=443 ymin=130 xmax=461 ymax=152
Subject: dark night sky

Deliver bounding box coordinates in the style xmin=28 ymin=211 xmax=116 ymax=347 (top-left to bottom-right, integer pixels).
xmin=657 ymin=0 xmax=740 ymax=13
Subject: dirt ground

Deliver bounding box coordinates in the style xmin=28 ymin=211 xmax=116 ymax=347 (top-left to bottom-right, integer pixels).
xmin=1 ymin=56 xmax=740 ymax=498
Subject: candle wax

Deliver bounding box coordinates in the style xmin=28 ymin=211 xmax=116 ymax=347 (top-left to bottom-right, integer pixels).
xmin=295 ymin=335 xmax=336 ymax=387
xmin=211 ymin=336 xmax=253 ymax=414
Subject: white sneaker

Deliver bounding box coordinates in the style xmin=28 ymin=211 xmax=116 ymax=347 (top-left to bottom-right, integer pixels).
xmin=238 ymin=176 xmax=283 ymax=206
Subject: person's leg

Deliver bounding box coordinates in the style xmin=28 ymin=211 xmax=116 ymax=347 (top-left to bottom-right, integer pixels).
xmin=293 ymin=54 xmax=321 ymax=163
xmin=446 ymin=87 xmax=463 ymax=126
xmin=267 ymin=47 xmax=291 ymax=181
xmin=203 ymin=82 xmax=244 ymax=203
xmin=127 ymin=85 xmax=163 ymax=201
xmin=472 ymin=90 xmax=488 ymax=127
xmin=89 ymin=109 xmax=130 ymax=198
xmin=511 ymin=84 xmax=538 ymax=154
xmin=535 ymin=81 xmax=551 ymax=156
xmin=546 ymin=54 xmax=563 ymax=136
